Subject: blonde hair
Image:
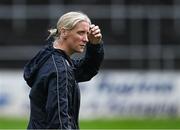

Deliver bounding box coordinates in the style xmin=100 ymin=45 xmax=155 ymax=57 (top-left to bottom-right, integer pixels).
xmin=47 ymin=11 xmax=91 ymax=40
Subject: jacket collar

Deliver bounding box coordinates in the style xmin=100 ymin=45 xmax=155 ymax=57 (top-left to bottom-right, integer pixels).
xmin=52 ymin=46 xmax=73 ymax=67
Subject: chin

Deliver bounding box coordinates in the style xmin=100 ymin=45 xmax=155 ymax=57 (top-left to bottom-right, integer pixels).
xmin=77 ymin=49 xmax=84 ymax=53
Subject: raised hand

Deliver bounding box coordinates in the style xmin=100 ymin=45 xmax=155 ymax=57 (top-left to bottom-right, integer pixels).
xmin=88 ymin=24 xmax=102 ymax=44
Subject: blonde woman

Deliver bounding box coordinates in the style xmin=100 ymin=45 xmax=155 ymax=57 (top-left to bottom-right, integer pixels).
xmin=23 ymin=11 xmax=104 ymax=129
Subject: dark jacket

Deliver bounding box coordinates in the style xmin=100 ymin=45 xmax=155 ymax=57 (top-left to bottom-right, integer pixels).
xmin=23 ymin=41 xmax=104 ymax=129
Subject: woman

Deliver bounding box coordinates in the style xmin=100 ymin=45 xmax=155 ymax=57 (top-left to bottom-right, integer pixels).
xmin=23 ymin=11 xmax=104 ymax=129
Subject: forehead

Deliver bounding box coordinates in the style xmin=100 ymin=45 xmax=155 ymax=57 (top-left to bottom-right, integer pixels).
xmin=73 ymin=21 xmax=90 ymax=31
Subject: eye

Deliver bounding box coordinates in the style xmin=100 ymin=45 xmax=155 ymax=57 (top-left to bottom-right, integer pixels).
xmin=78 ymin=31 xmax=85 ymax=35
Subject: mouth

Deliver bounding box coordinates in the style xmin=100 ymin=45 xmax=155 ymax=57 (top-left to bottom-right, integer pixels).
xmin=80 ymin=44 xmax=86 ymax=47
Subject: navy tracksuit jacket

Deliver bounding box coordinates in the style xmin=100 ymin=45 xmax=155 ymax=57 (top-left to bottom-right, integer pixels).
xmin=23 ymin=41 xmax=104 ymax=129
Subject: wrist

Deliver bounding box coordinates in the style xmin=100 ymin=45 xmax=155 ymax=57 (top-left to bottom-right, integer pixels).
xmin=90 ymin=39 xmax=103 ymax=45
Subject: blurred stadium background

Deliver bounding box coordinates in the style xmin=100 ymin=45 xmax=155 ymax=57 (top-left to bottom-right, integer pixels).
xmin=1 ymin=0 xmax=180 ymax=129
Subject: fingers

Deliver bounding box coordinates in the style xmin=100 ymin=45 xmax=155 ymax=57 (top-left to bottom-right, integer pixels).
xmin=92 ymin=28 xmax=101 ymax=35
xmin=89 ymin=24 xmax=101 ymax=35
xmin=90 ymin=24 xmax=95 ymax=30
xmin=94 ymin=33 xmax=102 ymax=38
xmin=88 ymin=24 xmax=102 ymax=44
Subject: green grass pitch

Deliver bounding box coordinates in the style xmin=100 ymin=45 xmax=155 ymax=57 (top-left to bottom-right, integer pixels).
xmin=0 ymin=117 xmax=180 ymax=129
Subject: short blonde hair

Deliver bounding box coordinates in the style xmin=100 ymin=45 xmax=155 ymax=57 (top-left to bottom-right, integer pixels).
xmin=48 ymin=11 xmax=91 ymax=40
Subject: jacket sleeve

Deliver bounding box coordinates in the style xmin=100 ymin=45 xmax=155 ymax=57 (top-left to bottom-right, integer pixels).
xmin=73 ymin=43 xmax=104 ymax=82
xmin=45 ymin=57 xmax=69 ymax=129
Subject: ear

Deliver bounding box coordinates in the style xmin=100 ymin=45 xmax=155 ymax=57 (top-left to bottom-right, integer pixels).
xmin=61 ymin=28 xmax=68 ymax=38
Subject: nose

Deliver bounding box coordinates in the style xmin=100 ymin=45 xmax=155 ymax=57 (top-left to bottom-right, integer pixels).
xmin=83 ymin=35 xmax=89 ymax=42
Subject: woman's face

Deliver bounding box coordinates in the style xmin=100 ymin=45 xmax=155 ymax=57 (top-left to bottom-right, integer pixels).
xmin=64 ymin=21 xmax=90 ymax=54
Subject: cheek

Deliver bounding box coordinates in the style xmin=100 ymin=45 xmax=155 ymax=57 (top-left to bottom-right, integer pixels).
xmin=71 ymin=37 xmax=83 ymax=47
xmin=67 ymin=36 xmax=81 ymax=47
xmin=74 ymin=35 xmax=83 ymax=42
xmin=68 ymin=35 xmax=81 ymax=42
